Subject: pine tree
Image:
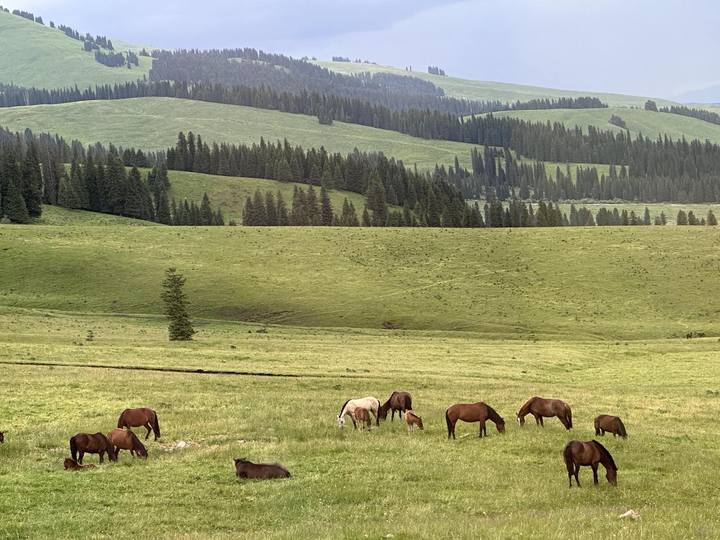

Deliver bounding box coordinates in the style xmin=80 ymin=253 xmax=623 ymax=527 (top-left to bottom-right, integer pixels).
xmin=243 ymin=196 xmax=254 ymax=225
xmin=643 ymin=207 xmax=651 ymax=226
xmin=320 ymin=186 xmax=333 ymax=225
xmin=3 ymin=178 xmax=30 ymax=223
xmin=676 ymin=210 xmax=688 ymax=225
xmin=306 ymin=185 xmax=320 ymax=225
xmin=161 ymin=268 xmax=195 ymax=341
xmin=20 ymin=143 xmax=43 ymax=217
xmin=252 ymin=189 xmax=267 ymax=224
xmin=57 ymin=171 xmax=81 ymax=209
xmin=154 ymin=187 xmax=172 ymax=224
xmin=200 ymin=193 xmax=214 ymax=225
xmin=276 ymin=191 xmax=289 ymax=225
xmin=124 ymin=167 xmax=152 ymax=220
xmin=707 ymin=210 xmax=717 ymax=226
xmin=265 ymin=191 xmax=278 ymax=225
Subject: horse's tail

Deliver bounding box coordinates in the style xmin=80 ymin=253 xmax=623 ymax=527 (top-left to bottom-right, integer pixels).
xmin=406 ymin=395 xmax=413 ymax=411
xmin=593 ymin=416 xmax=600 ymax=435
xmin=152 ymin=411 xmax=161 ymax=439
xmin=562 ymin=443 xmax=574 ymax=474
xmin=70 ymin=436 xmax=78 ymax=462
xmin=616 ymin=418 xmax=627 ymax=438
xmin=565 ymin=406 xmax=573 ymax=429
xmin=117 ymin=410 xmax=125 ymax=429
xmin=445 ymin=408 xmax=452 ymax=438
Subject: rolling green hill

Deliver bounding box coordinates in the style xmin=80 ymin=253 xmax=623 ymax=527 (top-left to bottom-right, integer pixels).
xmin=316 ymin=60 xmax=676 ymax=108
xmin=1 ymin=225 xmax=718 ymax=339
xmin=0 ymin=10 xmax=152 ymax=89
xmin=491 ymin=107 xmax=720 ymax=144
xmin=0 ymin=97 xmax=479 ymax=171
xmin=34 ymin=205 xmax=156 ymax=226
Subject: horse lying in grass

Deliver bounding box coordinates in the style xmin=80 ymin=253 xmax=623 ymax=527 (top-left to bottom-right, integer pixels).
xmin=517 ymin=397 xmax=572 ymax=430
xmin=107 ymin=428 xmax=148 ymax=459
xmin=446 ymin=402 xmax=505 ymax=439
xmin=64 ymin=458 xmax=96 ymax=470
xmin=404 ymin=410 xmax=424 ymax=432
xmin=70 ymin=433 xmax=117 ymax=464
xmin=117 ymin=407 xmax=161 ymax=441
xmin=594 ymin=415 xmax=627 ymax=438
xmin=337 ymin=397 xmax=380 ymax=428
xmin=234 ymin=458 xmax=291 ymax=479
xmin=378 ymin=391 xmax=412 ymax=423
xmin=353 ymin=407 xmax=372 ymax=430
xmin=563 ymin=440 xmax=618 ymax=487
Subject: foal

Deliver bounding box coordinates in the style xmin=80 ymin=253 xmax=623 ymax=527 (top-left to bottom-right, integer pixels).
xmin=594 ymin=415 xmax=627 ymax=438
xmin=353 ymin=407 xmax=372 ymax=430
xmin=234 ymin=458 xmax=291 ymax=479
xmin=64 ymin=458 xmax=96 ymax=470
xmin=404 ymin=410 xmax=424 ymax=432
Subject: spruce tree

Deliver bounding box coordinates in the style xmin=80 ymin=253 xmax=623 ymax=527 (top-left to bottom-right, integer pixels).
xmin=676 ymin=210 xmax=688 ymax=225
xmin=320 ymin=186 xmax=333 ymax=225
xmin=3 ymin=178 xmax=30 ymax=223
xmin=161 ymin=268 xmax=195 ymax=341
xmin=200 ymin=193 xmax=214 ymax=225
xmin=707 ymin=210 xmax=717 ymax=226
xmin=20 ymin=144 xmax=43 ymax=217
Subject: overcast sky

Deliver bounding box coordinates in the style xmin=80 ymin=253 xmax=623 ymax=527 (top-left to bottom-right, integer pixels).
xmin=7 ymin=0 xmax=720 ymax=100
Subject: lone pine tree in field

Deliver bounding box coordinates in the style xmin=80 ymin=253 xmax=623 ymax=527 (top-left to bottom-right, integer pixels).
xmin=161 ymin=268 xmax=195 ymax=341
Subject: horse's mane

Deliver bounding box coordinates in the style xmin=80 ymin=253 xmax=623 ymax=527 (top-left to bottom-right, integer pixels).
xmin=485 ymin=404 xmax=504 ymax=424
xmin=592 ymin=440 xmax=617 ymax=470
xmin=127 ymin=430 xmax=144 ymax=448
xmin=615 ymin=417 xmax=627 ymax=437
xmin=338 ymin=399 xmax=351 ymax=416
xmin=517 ymin=397 xmax=537 ymax=415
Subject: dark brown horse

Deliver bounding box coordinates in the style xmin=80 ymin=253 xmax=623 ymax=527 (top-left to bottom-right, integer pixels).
xmin=378 ymin=391 xmax=413 ymax=423
xmin=563 ymin=440 xmax=618 ymax=487
xmin=517 ymin=396 xmax=572 ymax=430
xmin=234 ymin=458 xmax=291 ymax=479
xmin=117 ymin=408 xmax=161 ymax=440
xmin=445 ymin=402 xmax=505 ymax=439
xmin=353 ymin=407 xmax=372 ymax=430
xmin=594 ymin=415 xmax=627 ymax=438
xmin=70 ymin=433 xmax=117 ymax=464
xmin=107 ymin=428 xmax=148 ymax=458
xmin=64 ymin=458 xmax=96 ymax=470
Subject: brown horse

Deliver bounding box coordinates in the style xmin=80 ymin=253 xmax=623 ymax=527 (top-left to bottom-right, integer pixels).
xmin=64 ymin=458 xmax=96 ymax=470
xmin=117 ymin=408 xmax=161 ymax=440
xmin=234 ymin=458 xmax=291 ymax=479
xmin=563 ymin=440 xmax=618 ymax=487
xmin=107 ymin=428 xmax=148 ymax=458
xmin=70 ymin=433 xmax=117 ymax=464
xmin=353 ymin=407 xmax=372 ymax=430
xmin=404 ymin=410 xmax=424 ymax=432
xmin=378 ymin=391 xmax=413 ymax=423
xmin=594 ymin=415 xmax=627 ymax=438
xmin=446 ymin=402 xmax=505 ymax=439
xmin=517 ymin=397 xmax=572 ymax=430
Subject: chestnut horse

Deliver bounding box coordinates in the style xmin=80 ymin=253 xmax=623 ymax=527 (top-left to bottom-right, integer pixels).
xmin=594 ymin=415 xmax=627 ymax=438
xmin=234 ymin=458 xmax=291 ymax=479
xmin=378 ymin=391 xmax=413 ymax=423
xmin=446 ymin=402 xmax=505 ymax=439
xmin=517 ymin=397 xmax=572 ymax=430
xmin=117 ymin=408 xmax=161 ymax=440
xmin=64 ymin=458 xmax=96 ymax=470
xmin=107 ymin=428 xmax=148 ymax=459
xmin=70 ymin=433 xmax=117 ymax=464
xmin=404 ymin=410 xmax=424 ymax=432
xmin=353 ymin=407 xmax=372 ymax=430
xmin=563 ymin=440 xmax=618 ymax=487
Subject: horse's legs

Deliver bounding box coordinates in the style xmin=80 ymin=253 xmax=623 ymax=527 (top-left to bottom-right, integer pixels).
xmin=591 ymin=464 xmax=599 ymax=485
xmin=391 ymin=410 xmax=395 ymax=422
xmin=538 ymin=416 xmax=544 ymax=427
xmin=568 ymin=472 xmax=573 ymax=488
xmin=78 ymin=451 xmax=84 ymax=465
xmin=574 ymin=465 xmax=581 ymax=487
xmin=99 ymin=451 xmax=104 ymax=464
xmin=144 ymin=423 xmax=152 ymax=440
xmin=479 ymin=422 xmax=486 ymax=438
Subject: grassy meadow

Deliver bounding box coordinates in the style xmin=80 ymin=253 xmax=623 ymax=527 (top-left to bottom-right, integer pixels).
xmin=0 ymin=97 xmax=479 ymax=171
xmin=0 ymin=10 xmax=152 ymax=90
xmin=1 ymin=306 xmax=720 ymax=538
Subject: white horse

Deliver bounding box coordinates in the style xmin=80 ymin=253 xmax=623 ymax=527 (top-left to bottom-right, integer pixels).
xmin=336 ymin=397 xmax=380 ymax=428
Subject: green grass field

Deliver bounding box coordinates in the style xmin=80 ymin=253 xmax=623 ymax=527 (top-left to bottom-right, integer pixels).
xmin=0 ymin=10 xmax=152 ymax=90
xmin=491 ymin=107 xmax=720 ymax=144
xmin=34 ymin=205 xmax=155 ymax=226
xmin=316 ymin=61 xmax=676 ymax=108
xmin=0 ymin=97 xmax=479 ymax=171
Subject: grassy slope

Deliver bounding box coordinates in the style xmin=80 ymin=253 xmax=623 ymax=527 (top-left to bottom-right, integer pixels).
xmin=1 ymin=308 xmax=719 ymax=538
xmin=0 ymin=97 xmax=478 ymax=171
xmin=34 ymin=205 xmax=156 ymax=226
xmin=167 ymin=170 xmax=374 ymax=222
xmin=1 ymin=226 xmax=719 ymax=340
xmin=491 ymin=107 xmax=720 ymax=144
xmin=316 ymin=60 xmax=676 ymax=108
xmin=0 ymin=10 xmax=151 ymax=89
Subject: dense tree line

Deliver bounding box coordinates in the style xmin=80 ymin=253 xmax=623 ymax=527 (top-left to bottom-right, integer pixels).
xmin=94 ymin=51 xmax=128 ymax=68
xmin=243 ymin=186 xmax=349 ymax=226
xmin=428 ymin=66 xmax=446 ymax=76
xmin=660 ymin=105 xmax=720 ymax=126
xmin=509 ymin=97 xmax=607 ymax=110
xmin=609 ymin=114 xmax=627 ymax=129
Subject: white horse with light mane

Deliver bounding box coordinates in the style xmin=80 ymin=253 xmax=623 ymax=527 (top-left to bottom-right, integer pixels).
xmin=336 ymin=397 xmax=380 ymax=428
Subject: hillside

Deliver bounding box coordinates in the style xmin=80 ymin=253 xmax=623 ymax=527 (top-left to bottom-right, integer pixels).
xmin=1 ymin=226 xmax=719 ymax=339
xmin=34 ymin=205 xmax=156 ymax=226
xmin=0 ymin=97 xmax=478 ymax=171
xmin=316 ymin=60 xmax=676 ymax=108
xmin=0 ymin=9 xmax=152 ymax=89
xmin=491 ymin=107 xmax=720 ymax=144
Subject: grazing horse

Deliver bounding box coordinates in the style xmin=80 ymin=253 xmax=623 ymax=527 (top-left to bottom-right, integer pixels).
xmin=107 ymin=428 xmax=148 ymax=459
xmin=378 ymin=391 xmax=413 ymax=423
xmin=517 ymin=397 xmax=572 ymax=430
xmin=234 ymin=458 xmax=291 ymax=479
xmin=404 ymin=410 xmax=424 ymax=432
xmin=353 ymin=407 xmax=372 ymax=430
xmin=64 ymin=458 xmax=96 ymax=470
xmin=337 ymin=397 xmax=380 ymax=428
xmin=445 ymin=402 xmax=506 ymax=439
xmin=594 ymin=415 xmax=627 ymax=438
xmin=70 ymin=433 xmax=117 ymax=464
xmin=117 ymin=408 xmax=161 ymax=440
xmin=563 ymin=440 xmax=618 ymax=487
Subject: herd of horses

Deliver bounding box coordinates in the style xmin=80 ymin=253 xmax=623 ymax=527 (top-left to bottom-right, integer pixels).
xmin=338 ymin=392 xmax=626 ymax=487
xmin=0 ymin=392 xmax=627 ymax=487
